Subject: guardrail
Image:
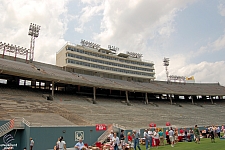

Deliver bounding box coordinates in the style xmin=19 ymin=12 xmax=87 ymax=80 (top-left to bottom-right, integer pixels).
xmin=0 ymin=117 xmax=30 ymax=137
xmin=97 ymin=124 xmax=113 ymax=144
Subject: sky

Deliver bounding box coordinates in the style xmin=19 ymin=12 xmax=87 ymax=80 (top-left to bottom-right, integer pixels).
xmin=0 ymin=0 xmax=225 ymax=85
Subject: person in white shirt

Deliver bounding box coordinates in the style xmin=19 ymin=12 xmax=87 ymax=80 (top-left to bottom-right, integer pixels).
xmin=57 ymin=136 xmax=66 ymax=150
xmin=108 ymin=130 xmax=114 ymax=142
xmin=154 ymin=129 xmax=159 ymax=147
xmin=111 ymin=133 xmax=120 ymax=150
xmin=169 ymin=127 xmax=174 ymax=147
xmin=148 ymin=129 xmax=153 ymax=148
xmin=30 ymin=138 xmax=34 ymax=150
xmin=143 ymin=129 xmax=149 ymax=150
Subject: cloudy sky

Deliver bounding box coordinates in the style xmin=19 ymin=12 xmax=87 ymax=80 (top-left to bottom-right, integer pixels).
xmin=0 ymin=0 xmax=225 ymax=85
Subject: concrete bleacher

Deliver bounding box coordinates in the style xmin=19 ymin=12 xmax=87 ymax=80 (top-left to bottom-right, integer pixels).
xmin=0 ymin=85 xmax=225 ymax=129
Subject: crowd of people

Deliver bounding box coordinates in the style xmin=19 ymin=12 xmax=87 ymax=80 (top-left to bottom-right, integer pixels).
xmin=104 ymin=124 xmax=225 ymax=150
xmin=106 ymin=128 xmax=165 ymax=150
xmin=53 ymin=136 xmax=88 ymax=150
xmin=49 ymin=124 xmax=225 ymax=150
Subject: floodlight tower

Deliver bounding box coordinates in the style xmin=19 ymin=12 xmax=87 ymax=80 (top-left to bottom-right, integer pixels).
xmin=163 ymin=57 xmax=170 ymax=81
xmin=28 ymin=23 xmax=41 ymax=62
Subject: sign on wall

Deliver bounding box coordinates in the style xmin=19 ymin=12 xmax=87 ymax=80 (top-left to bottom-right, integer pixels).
xmin=96 ymin=124 xmax=107 ymax=131
xmin=0 ymin=134 xmax=17 ymax=150
xmin=75 ymin=131 xmax=84 ymax=141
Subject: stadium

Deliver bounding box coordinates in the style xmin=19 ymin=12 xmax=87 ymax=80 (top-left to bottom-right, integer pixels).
xmin=0 ymin=38 xmax=225 ymax=150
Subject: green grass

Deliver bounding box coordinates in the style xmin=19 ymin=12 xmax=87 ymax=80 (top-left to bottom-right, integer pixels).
xmin=139 ymin=138 xmax=225 ymax=150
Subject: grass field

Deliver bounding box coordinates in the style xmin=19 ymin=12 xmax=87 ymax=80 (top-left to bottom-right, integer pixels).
xmin=139 ymin=138 xmax=225 ymax=150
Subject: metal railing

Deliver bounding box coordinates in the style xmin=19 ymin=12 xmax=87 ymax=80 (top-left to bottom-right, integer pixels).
xmin=97 ymin=123 xmax=127 ymax=144
xmin=97 ymin=124 xmax=113 ymax=144
xmin=0 ymin=117 xmax=30 ymax=137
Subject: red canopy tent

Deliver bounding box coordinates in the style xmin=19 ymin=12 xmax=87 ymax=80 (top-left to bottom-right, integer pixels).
xmin=149 ymin=123 xmax=156 ymax=127
xmin=166 ymin=122 xmax=171 ymax=126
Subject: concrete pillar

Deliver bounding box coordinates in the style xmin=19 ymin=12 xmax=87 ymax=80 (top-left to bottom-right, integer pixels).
xmin=45 ymin=82 xmax=50 ymax=90
xmin=169 ymin=94 xmax=173 ymax=105
xmin=210 ymin=96 xmax=214 ymax=104
xmin=145 ymin=93 xmax=148 ymax=104
xmin=31 ymin=80 xmax=36 ymax=88
xmin=93 ymin=87 xmax=96 ymax=101
xmin=191 ymin=96 xmax=194 ymax=104
xmin=125 ymin=91 xmax=130 ymax=104
xmin=52 ymin=81 xmax=54 ymax=97
xmin=93 ymin=87 xmax=97 ymax=104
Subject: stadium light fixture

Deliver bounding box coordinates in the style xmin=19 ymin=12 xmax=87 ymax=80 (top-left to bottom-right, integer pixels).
xmin=28 ymin=23 xmax=41 ymax=62
xmin=163 ymin=57 xmax=169 ymax=82
xmin=0 ymin=41 xmax=29 ymax=60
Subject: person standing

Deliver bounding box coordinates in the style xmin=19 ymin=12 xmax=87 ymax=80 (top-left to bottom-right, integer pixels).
xmin=57 ymin=136 xmax=66 ymax=150
xmin=148 ymin=128 xmax=153 ymax=148
xmin=222 ymin=125 xmax=225 ymax=136
xmin=30 ymin=138 xmax=34 ymax=150
xmin=143 ymin=129 xmax=149 ymax=150
xmin=127 ymin=132 xmax=133 ymax=148
xmin=158 ymin=129 xmax=164 ymax=146
xmin=132 ymin=130 xmax=141 ymax=150
xmin=216 ymin=126 xmax=220 ymax=138
xmin=108 ymin=130 xmax=114 ymax=142
xmin=169 ymin=127 xmax=174 ymax=147
xmin=189 ymin=128 xmax=194 ymax=142
xmin=112 ymin=133 xmax=120 ymax=150
xmin=120 ymin=130 xmax=125 ymax=150
xmin=154 ymin=129 xmax=159 ymax=148
xmin=194 ymin=125 xmax=200 ymax=144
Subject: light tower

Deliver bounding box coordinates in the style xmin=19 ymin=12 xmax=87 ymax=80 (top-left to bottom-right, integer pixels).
xmin=163 ymin=57 xmax=170 ymax=81
xmin=28 ymin=23 xmax=41 ymax=62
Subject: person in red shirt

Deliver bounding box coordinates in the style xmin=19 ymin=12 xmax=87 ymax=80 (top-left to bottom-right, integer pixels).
xmin=180 ymin=128 xmax=184 ymax=135
xmin=127 ymin=132 xmax=133 ymax=148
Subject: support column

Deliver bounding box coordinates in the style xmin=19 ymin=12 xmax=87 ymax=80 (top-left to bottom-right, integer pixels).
xmin=31 ymin=80 xmax=36 ymax=88
xmin=93 ymin=87 xmax=96 ymax=101
xmin=45 ymin=82 xmax=50 ymax=90
xmin=125 ymin=91 xmax=130 ymax=104
xmin=191 ymin=96 xmax=194 ymax=104
xmin=210 ymin=96 xmax=214 ymax=104
xmin=145 ymin=93 xmax=148 ymax=104
xmin=52 ymin=81 xmax=54 ymax=97
xmin=169 ymin=94 xmax=173 ymax=105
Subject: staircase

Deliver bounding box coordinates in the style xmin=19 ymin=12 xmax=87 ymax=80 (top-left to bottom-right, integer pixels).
xmin=97 ymin=124 xmax=113 ymax=144
xmin=0 ymin=117 xmax=29 ymax=137
xmin=97 ymin=123 xmax=126 ymax=144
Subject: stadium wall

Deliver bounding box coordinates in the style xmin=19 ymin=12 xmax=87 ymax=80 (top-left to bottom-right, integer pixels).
xmin=0 ymin=124 xmax=105 ymax=150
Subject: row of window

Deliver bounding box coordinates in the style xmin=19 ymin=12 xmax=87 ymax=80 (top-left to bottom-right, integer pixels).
xmin=67 ymin=46 xmax=154 ymax=67
xmin=67 ymin=59 xmax=154 ymax=77
xmin=67 ymin=53 xmax=154 ymax=72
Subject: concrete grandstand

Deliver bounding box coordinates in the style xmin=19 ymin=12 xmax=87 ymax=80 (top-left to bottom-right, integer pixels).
xmin=0 ymin=55 xmax=225 ymax=129
xmin=1 ymin=47 xmax=225 ymax=149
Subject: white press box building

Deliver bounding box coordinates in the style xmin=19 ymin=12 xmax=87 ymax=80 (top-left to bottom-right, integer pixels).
xmin=56 ymin=40 xmax=155 ymax=82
